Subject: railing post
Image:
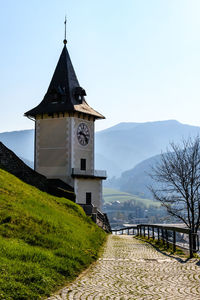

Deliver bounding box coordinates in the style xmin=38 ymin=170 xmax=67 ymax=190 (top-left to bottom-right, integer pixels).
xmin=137 ymin=226 xmax=139 ymax=236
xmin=173 ymin=230 xmax=176 ymax=252
xmin=157 ymin=227 xmax=160 ymax=241
xmin=197 ymin=234 xmax=199 ymax=251
xmin=162 ymin=228 xmax=165 ymax=245
xmin=148 ymin=226 xmax=150 ymax=239
xmin=189 ymin=231 xmax=193 ymax=258
xmin=128 ymin=228 xmax=129 ymax=235
xmin=144 ymin=225 xmax=146 ymax=237
xmin=165 ymin=229 xmax=169 ymax=249
xmin=193 ymin=233 xmax=198 ymax=253
xmin=152 ymin=226 xmax=154 ymax=240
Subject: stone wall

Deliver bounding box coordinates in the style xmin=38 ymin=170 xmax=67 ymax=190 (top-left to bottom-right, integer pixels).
xmin=0 ymin=142 xmax=75 ymax=201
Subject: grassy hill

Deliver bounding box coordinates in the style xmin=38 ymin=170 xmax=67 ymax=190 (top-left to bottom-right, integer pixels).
xmin=0 ymin=168 xmax=106 ymax=299
xmin=103 ymin=188 xmax=160 ymax=207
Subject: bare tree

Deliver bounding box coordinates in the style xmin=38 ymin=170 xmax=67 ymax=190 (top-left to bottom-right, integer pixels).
xmin=150 ymin=136 xmax=200 ymax=250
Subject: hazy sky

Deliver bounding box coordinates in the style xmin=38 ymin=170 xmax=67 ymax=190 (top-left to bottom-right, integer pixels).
xmin=1 ymin=0 xmax=200 ymax=133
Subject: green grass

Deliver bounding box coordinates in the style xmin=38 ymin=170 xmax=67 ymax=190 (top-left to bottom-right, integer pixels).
xmin=135 ymin=236 xmax=185 ymax=256
xmin=103 ymin=188 xmax=160 ymax=207
xmin=0 ymin=168 xmax=106 ymax=299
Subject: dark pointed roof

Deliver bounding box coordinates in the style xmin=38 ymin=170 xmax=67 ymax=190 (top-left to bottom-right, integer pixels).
xmin=25 ymin=45 xmax=104 ymax=119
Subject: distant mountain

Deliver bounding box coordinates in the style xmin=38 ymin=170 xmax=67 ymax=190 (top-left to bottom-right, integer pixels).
xmin=95 ymin=153 xmax=122 ymax=177
xmin=20 ymin=157 xmax=34 ymax=169
xmin=105 ymin=154 xmax=162 ymax=199
xmin=1 ymin=120 xmax=200 ymax=178
xmin=0 ymin=130 xmax=34 ymax=162
xmin=96 ymin=120 xmax=200 ymax=177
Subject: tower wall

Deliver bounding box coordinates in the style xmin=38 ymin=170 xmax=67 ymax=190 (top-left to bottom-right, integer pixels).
xmin=35 ymin=116 xmax=72 ymax=184
xmin=35 ymin=115 xmax=95 ymax=188
xmin=71 ymin=117 xmax=94 ymax=171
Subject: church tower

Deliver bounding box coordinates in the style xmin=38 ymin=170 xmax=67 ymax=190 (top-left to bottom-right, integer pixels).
xmin=25 ymin=30 xmax=106 ymax=210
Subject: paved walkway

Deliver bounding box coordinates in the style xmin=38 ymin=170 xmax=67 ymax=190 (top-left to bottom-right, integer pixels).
xmin=48 ymin=235 xmax=200 ymax=300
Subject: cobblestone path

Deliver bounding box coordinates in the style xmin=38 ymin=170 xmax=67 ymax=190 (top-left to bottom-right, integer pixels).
xmin=48 ymin=235 xmax=200 ymax=300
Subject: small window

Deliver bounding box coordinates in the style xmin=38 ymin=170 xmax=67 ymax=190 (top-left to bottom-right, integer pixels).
xmin=86 ymin=192 xmax=92 ymax=205
xmin=80 ymin=158 xmax=86 ymax=170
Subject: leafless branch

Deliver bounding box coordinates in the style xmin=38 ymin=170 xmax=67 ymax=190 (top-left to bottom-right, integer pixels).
xmin=149 ymin=136 xmax=200 ymax=234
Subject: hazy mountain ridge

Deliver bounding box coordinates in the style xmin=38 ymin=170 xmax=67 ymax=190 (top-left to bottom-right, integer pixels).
xmin=96 ymin=120 xmax=200 ymax=177
xmin=1 ymin=120 xmax=200 ymax=179
xmin=105 ymin=154 xmax=162 ymax=199
xmin=0 ymin=129 xmax=34 ymax=162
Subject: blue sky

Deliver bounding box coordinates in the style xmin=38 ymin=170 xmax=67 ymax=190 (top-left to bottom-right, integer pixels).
xmin=1 ymin=0 xmax=200 ymax=132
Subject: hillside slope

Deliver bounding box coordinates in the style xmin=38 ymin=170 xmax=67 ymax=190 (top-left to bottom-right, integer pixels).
xmin=0 ymin=168 xmax=106 ymax=299
xmin=103 ymin=188 xmax=160 ymax=207
xmin=115 ymin=154 xmax=162 ymax=199
xmin=102 ymin=188 xmax=166 ymax=227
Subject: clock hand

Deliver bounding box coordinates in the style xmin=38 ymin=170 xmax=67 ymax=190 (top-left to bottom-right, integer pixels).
xmin=82 ymin=133 xmax=88 ymax=142
xmin=79 ymin=131 xmax=88 ymax=143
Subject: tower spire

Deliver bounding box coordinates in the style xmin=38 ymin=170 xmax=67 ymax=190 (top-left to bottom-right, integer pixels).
xmin=25 ymin=26 xmax=105 ymax=120
xmin=63 ymin=16 xmax=67 ymax=45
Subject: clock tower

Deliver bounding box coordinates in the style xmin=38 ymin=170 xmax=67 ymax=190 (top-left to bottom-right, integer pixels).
xmin=25 ymin=35 xmax=106 ymax=211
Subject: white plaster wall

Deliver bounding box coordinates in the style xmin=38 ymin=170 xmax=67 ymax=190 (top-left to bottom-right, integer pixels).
xmin=35 ymin=117 xmax=70 ymax=182
xmin=74 ymin=178 xmax=102 ymax=209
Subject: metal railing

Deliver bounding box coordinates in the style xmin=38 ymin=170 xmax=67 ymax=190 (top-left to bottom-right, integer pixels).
xmin=71 ymin=168 xmax=107 ymax=178
xmin=112 ymin=224 xmax=199 ymax=258
xmin=112 ymin=226 xmax=138 ymax=236
xmin=137 ymin=224 xmax=199 ymax=258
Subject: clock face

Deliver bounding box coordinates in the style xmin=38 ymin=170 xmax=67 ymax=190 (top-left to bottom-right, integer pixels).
xmin=77 ymin=123 xmax=90 ymax=146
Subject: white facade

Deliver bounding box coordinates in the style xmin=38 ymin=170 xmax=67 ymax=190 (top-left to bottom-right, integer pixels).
xmin=74 ymin=178 xmax=102 ymax=209
xmin=35 ymin=113 xmax=105 ymax=209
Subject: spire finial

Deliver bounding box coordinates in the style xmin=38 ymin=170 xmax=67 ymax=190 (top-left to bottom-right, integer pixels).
xmin=63 ymin=16 xmax=67 ymax=45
